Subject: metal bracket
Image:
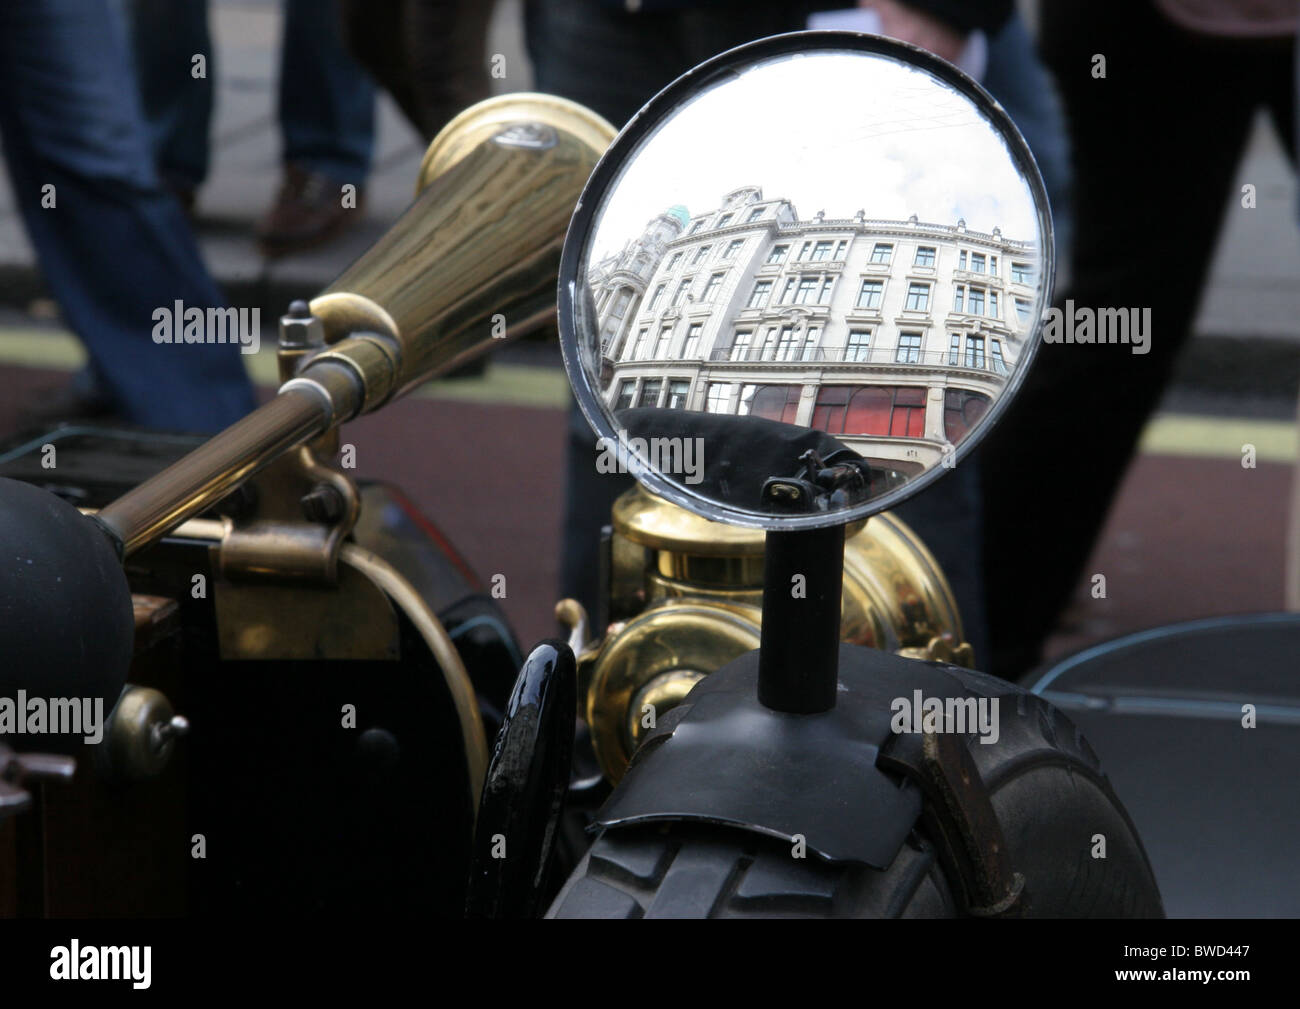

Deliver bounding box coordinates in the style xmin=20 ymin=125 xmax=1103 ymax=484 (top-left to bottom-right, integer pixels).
xmin=216 ymin=436 xmax=360 ymax=584
xmin=212 ymin=306 xmax=361 ymax=585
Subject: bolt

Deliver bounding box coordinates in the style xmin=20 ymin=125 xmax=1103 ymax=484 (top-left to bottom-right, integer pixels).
xmin=301 ymin=484 xmax=345 ymax=524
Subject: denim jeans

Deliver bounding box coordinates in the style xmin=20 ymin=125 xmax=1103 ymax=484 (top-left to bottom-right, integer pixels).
xmin=129 ymin=0 xmax=375 ymax=188
xmin=0 ymin=0 xmax=257 ymax=432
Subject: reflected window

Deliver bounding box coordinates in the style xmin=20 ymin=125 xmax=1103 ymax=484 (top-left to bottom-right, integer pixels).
xmin=970 ymin=252 xmax=986 ymax=274
xmin=610 ymin=288 xmax=632 ymax=319
xmin=747 ymin=207 xmax=764 ymax=223
xmin=810 ymin=240 xmax=833 ymax=261
xmin=943 ymin=389 xmax=990 ymax=442
xmin=914 ymin=246 xmax=936 ymax=267
xmin=723 ymin=239 xmax=744 ymax=259
xmin=1015 ymin=298 xmax=1030 ymax=323
xmin=812 ymin=385 xmax=850 ymax=432
xmin=630 ymin=329 xmax=648 ymax=360
xmin=740 ymin=383 xmax=801 ymax=423
xmin=730 ymin=330 xmax=753 ymax=361
xmin=954 ymin=286 xmax=965 ymax=312
xmin=647 ymin=284 xmax=665 ymax=311
xmin=857 ymin=280 xmax=883 ymax=309
xmin=615 ymin=380 xmax=636 ymax=411
xmin=638 ymin=378 xmax=662 ymax=408
xmin=813 ymin=385 xmax=927 ymax=438
xmin=1011 ymin=262 xmax=1032 ymax=284
xmin=968 ymin=287 xmax=985 ymax=315
xmin=989 ymin=255 xmax=998 ymax=274
xmin=992 ymin=341 xmax=1007 ymax=375
xmin=834 ymin=240 xmax=848 ymax=260
xmin=988 ymin=291 xmax=999 ymax=318
xmin=667 ymin=253 xmax=682 ymax=270
xmin=667 ymin=380 xmax=690 ymax=409
xmin=748 ymin=280 xmax=772 ymax=309
xmin=964 ymin=335 xmax=985 ymax=369
xmin=870 ymin=243 xmax=893 ymax=264
xmin=683 ymin=323 xmax=703 ymax=358
xmin=905 ymin=282 xmax=930 ymax=311
xmin=958 ymin=250 xmax=967 ymax=270
xmin=653 ymin=326 xmax=672 ymax=358
xmin=888 ymin=387 xmax=927 ymax=437
xmin=672 ymin=278 xmax=692 ymax=306
xmin=692 ymin=245 xmax=711 ymax=264
xmin=846 ymin=330 xmax=871 ymax=362
xmin=847 ymin=387 xmax=894 ymax=435
xmin=767 ymin=244 xmax=789 ymax=264
xmin=948 ymin=333 xmax=960 ymax=366
xmin=803 ymin=326 xmax=821 ymax=361
xmin=705 ymin=382 xmax=732 ymax=413
xmin=896 ymin=332 xmax=922 ymax=363
xmin=776 ymin=326 xmax=798 ymax=360
xmin=716 ymin=213 xmax=733 ymax=228
xmin=793 ymin=277 xmax=819 ymax=305
xmin=702 ymin=273 xmax=724 ymax=302
xmin=688 ymin=220 xmax=703 ymax=234
xmin=761 ymin=329 xmax=779 ymax=360
xmin=819 ymin=277 xmax=835 ymax=304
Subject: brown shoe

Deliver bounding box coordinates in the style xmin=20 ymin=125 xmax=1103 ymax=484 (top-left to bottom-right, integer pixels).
xmin=255 ymin=164 xmax=364 ymax=257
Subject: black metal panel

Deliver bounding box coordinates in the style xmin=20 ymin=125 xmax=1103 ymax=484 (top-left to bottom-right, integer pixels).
xmin=1028 ymin=614 xmax=1300 ymax=917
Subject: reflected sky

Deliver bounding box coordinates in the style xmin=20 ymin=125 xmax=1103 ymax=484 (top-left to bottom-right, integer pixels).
xmin=591 ymin=50 xmax=1040 ymax=263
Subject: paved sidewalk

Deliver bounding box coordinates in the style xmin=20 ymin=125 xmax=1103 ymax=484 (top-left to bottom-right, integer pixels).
xmin=0 ymin=0 xmax=534 ymax=324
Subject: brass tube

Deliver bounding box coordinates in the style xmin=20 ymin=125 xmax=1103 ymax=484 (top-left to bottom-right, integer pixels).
xmin=95 ymin=94 xmax=614 ymax=560
xmin=97 ymin=386 xmax=333 ymax=557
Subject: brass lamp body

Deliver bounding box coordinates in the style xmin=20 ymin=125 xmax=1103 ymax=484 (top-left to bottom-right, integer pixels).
xmin=574 ymin=486 xmax=974 ymax=783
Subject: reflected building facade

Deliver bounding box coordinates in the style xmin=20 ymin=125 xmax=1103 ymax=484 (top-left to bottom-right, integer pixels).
xmin=588 ymin=186 xmax=1037 ymax=474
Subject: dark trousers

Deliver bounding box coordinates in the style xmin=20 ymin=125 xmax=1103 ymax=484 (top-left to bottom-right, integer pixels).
xmin=130 ymin=0 xmax=376 ymax=188
xmin=978 ymin=1 xmax=1296 ymax=677
xmin=0 ymin=0 xmax=256 ymax=432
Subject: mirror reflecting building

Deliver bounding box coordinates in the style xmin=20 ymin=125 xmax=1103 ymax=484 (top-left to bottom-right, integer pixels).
xmin=589 ymin=186 xmax=1035 ymax=476
xmin=562 ymin=37 xmax=1054 ymax=528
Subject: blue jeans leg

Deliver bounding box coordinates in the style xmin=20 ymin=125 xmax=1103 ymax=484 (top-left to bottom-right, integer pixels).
xmin=127 ymin=0 xmax=215 ymax=191
xmin=0 ymin=0 xmax=257 ymax=433
xmin=278 ymin=0 xmax=375 ymax=185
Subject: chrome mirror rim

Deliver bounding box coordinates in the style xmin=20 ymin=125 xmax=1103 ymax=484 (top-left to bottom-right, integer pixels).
xmin=558 ymin=30 xmax=1055 ymax=530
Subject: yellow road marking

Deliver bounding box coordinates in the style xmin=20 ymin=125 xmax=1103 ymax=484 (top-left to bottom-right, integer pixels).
xmin=1 ymin=328 xmax=1295 ymax=456
xmin=0 ymin=327 xmax=571 ymax=409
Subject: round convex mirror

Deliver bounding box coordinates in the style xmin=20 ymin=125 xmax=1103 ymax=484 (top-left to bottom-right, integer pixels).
xmin=560 ymin=32 xmax=1054 ymax=530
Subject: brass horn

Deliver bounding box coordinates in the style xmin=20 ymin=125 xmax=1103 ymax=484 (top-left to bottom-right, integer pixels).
xmin=97 ymin=94 xmax=615 ymax=557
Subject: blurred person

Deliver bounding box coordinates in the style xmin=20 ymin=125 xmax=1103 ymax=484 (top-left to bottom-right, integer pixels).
xmin=978 ymin=0 xmax=1298 ymax=677
xmin=526 ymin=0 xmax=1072 ymax=668
xmin=339 ymin=0 xmax=494 ymax=141
xmin=0 ymin=0 xmax=256 ymax=433
xmin=130 ymin=0 xmax=376 ymax=256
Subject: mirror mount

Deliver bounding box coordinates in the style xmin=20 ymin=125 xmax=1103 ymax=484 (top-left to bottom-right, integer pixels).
xmin=758 ymin=524 xmax=845 ymax=714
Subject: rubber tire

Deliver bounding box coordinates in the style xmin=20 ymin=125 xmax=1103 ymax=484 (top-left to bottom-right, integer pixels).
xmin=547 ymin=667 xmax=1164 ymax=918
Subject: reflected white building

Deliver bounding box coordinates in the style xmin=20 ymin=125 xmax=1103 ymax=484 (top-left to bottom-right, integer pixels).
xmin=588 ymin=187 xmax=1038 ymax=473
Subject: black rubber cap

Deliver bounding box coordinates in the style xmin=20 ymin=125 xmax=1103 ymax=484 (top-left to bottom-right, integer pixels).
xmin=0 ymin=478 xmax=134 ymax=735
